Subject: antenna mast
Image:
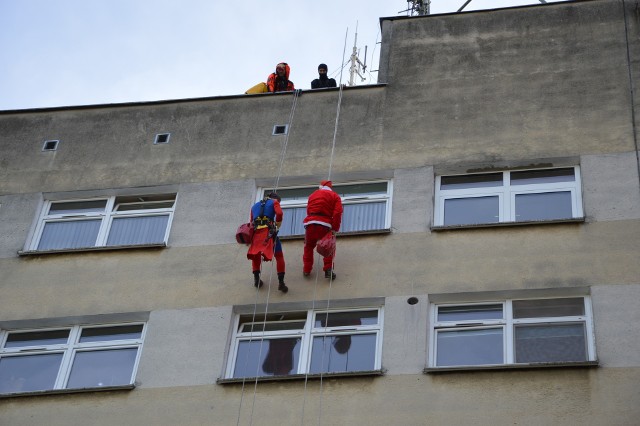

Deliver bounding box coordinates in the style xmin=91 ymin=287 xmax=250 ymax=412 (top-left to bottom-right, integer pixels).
xmin=348 ymin=23 xmax=368 ymax=86
xmin=406 ymin=0 xmax=431 ymax=15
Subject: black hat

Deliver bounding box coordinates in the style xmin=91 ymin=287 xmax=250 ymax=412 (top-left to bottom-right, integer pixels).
xmin=318 ymin=63 xmax=328 ymax=71
xmin=268 ymin=192 xmax=281 ymax=202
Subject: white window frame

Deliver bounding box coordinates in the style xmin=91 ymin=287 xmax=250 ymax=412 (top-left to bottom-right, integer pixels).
xmin=225 ymin=307 xmax=384 ymax=379
xmin=428 ymin=297 xmax=596 ymax=370
xmin=434 ymin=166 xmax=583 ymax=227
xmin=258 ymin=180 xmax=393 ymax=237
xmin=27 ymin=194 xmax=177 ymax=252
xmin=0 ymin=323 xmax=146 ymax=395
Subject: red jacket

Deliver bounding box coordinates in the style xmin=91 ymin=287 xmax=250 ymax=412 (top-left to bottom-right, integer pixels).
xmin=303 ymin=186 xmax=343 ymax=231
xmin=267 ymin=63 xmax=295 ymax=93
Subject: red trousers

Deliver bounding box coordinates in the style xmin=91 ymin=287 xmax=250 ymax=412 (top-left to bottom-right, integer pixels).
xmin=303 ymin=224 xmax=334 ymax=273
xmin=252 ymin=250 xmax=285 ymax=274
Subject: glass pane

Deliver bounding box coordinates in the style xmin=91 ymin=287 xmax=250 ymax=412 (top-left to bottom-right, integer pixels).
xmin=38 ymin=220 xmax=101 ymax=250
xmin=66 ymin=348 xmax=138 ymax=388
xmin=515 ymin=191 xmax=573 ymax=221
xmin=241 ymin=321 xmax=307 ymax=333
xmin=513 ymin=298 xmax=585 ymax=318
xmin=278 ymin=206 xmax=306 ymax=236
xmin=0 ymin=353 xmax=63 ymax=393
xmin=437 ymin=304 xmax=503 ymax=322
xmin=436 ymin=328 xmax=503 ymax=366
xmin=314 ymin=310 xmax=378 ymax=328
xmin=106 ymin=215 xmax=169 ymax=246
xmin=4 ymin=330 xmax=70 ymax=348
xmin=515 ymin=324 xmax=587 ymax=363
xmin=264 ymin=187 xmax=315 ymax=202
xmin=115 ymin=201 xmax=175 ymax=211
xmin=233 ymin=338 xmax=301 ymax=378
xmin=334 ymin=182 xmax=387 ymax=197
xmin=511 ymin=168 xmax=575 ymax=185
xmin=309 ymin=334 xmax=376 ymax=374
xmin=48 ymin=200 xmax=106 ymax=215
xmin=79 ymin=325 xmax=143 ymax=343
xmin=443 ymin=196 xmax=499 ymax=225
xmin=440 ymin=173 xmax=503 ymax=190
xmin=341 ymin=202 xmax=386 ymax=232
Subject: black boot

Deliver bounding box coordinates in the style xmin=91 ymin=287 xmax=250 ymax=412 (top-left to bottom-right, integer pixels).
xmin=324 ymin=269 xmax=337 ymax=280
xmin=277 ymin=272 xmax=288 ymax=293
xmin=253 ymin=271 xmax=263 ymax=288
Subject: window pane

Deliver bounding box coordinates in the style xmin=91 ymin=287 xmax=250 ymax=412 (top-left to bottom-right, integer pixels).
xmin=511 ymin=168 xmax=575 ymax=185
xmin=265 ymin=188 xmax=315 ymax=202
xmin=440 ymin=173 xmax=503 ymax=190
xmin=233 ymin=338 xmax=301 ymax=378
xmin=437 ymin=304 xmax=503 ymax=322
xmin=38 ymin=220 xmax=101 ymax=250
xmin=48 ymin=200 xmax=106 ymax=215
xmin=4 ymin=330 xmax=70 ymax=348
xmin=513 ymin=298 xmax=585 ymax=318
xmin=515 ymin=191 xmax=573 ymax=221
xmin=240 ymin=321 xmax=307 ymax=333
xmin=106 ymin=215 xmax=169 ymax=246
xmin=309 ymin=334 xmax=376 ymax=374
xmin=79 ymin=325 xmax=143 ymax=343
xmin=116 ymin=201 xmax=175 ymax=211
xmin=342 ymin=201 xmax=386 ymax=232
xmin=0 ymin=354 xmax=63 ymax=393
xmin=66 ymin=348 xmax=138 ymax=388
xmin=436 ymin=328 xmax=503 ymax=366
xmin=278 ymin=206 xmax=306 ymax=236
xmin=515 ymin=324 xmax=587 ymax=363
xmin=444 ymin=196 xmax=499 ymax=225
xmin=334 ymin=182 xmax=388 ymax=197
xmin=315 ymin=310 xmax=378 ymax=328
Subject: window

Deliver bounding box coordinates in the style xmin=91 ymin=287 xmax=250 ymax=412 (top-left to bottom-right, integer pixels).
xmin=225 ymin=308 xmax=383 ymax=379
xmin=434 ymin=167 xmax=583 ymax=227
xmin=260 ymin=181 xmax=392 ymax=237
xmin=27 ymin=194 xmax=176 ymax=252
xmin=0 ymin=323 xmax=145 ymax=395
xmin=428 ymin=297 xmax=596 ymax=369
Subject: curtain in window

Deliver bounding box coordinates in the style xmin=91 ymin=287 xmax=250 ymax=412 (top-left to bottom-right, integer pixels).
xmin=38 ymin=220 xmax=101 ymax=250
xmin=106 ymin=215 xmax=169 ymax=246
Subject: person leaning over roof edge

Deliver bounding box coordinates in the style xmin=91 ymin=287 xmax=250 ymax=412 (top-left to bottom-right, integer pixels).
xmin=267 ymin=62 xmax=295 ymax=93
xmin=311 ymin=63 xmax=337 ymax=89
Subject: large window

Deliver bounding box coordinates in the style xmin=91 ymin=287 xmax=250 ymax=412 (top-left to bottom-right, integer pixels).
xmin=27 ymin=194 xmax=176 ymax=252
xmin=0 ymin=323 xmax=145 ymax=395
xmin=434 ymin=167 xmax=583 ymax=227
xmin=260 ymin=181 xmax=392 ymax=237
xmin=225 ymin=308 xmax=383 ymax=379
xmin=428 ymin=297 xmax=595 ymax=369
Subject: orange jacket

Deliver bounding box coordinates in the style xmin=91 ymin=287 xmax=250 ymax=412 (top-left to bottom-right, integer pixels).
xmin=267 ymin=63 xmax=295 ymax=92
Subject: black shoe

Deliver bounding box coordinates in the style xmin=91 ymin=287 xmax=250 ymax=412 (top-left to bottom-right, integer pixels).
xmin=278 ymin=273 xmax=288 ymax=293
xmin=324 ymin=269 xmax=336 ymax=280
xmin=253 ymin=271 xmax=263 ymax=288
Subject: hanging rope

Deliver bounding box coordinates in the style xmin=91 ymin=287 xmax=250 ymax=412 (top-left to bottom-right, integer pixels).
xmin=236 ymin=88 xmax=301 ymax=426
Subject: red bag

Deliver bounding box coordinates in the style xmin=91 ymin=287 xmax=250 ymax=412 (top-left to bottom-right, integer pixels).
xmin=316 ymin=232 xmax=336 ymax=257
xmin=236 ymin=223 xmax=254 ymax=244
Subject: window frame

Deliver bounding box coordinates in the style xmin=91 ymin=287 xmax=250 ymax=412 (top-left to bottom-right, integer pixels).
xmin=427 ymin=297 xmax=596 ymax=371
xmin=258 ymin=180 xmax=393 ymax=238
xmin=223 ymin=307 xmax=384 ymax=381
xmin=433 ymin=166 xmax=584 ymax=227
xmin=25 ymin=194 xmax=177 ymax=253
xmin=0 ymin=323 xmax=146 ymax=396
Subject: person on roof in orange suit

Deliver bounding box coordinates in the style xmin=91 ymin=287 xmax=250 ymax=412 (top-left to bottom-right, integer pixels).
xmin=266 ymin=62 xmax=295 ymax=93
xmin=302 ymin=180 xmax=343 ymax=280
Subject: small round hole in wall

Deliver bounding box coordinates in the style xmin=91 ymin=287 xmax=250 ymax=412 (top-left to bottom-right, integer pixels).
xmin=407 ymin=297 xmax=419 ymax=305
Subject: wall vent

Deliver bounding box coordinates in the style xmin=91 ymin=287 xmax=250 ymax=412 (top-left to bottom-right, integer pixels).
xmin=272 ymin=125 xmax=288 ymax=135
xmin=154 ymin=133 xmax=171 ymax=144
xmin=42 ymin=140 xmax=59 ymax=151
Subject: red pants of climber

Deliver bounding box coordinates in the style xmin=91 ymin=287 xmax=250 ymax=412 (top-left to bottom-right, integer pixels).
xmin=252 ymin=250 xmax=285 ymax=273
xmin=303 ymin=224 xmax=334 ymax=274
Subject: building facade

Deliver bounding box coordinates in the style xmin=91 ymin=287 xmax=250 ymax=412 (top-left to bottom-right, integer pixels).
xmin=1 ymin=0 xmax=639 ymax=424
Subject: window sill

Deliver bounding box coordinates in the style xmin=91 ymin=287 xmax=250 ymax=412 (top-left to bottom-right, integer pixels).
xmin=424 ymin=360 xmax=599 ymax=374
xmin=217 ymin=369 xmax=384 ymax=384
xmin=279 ymin=229 xmax=391 ymax=241
xmin=0 ymin=384 xmax=135 ymax=399
xmin=431 ymin=217 xmax=585 ymax=232
xmin=18 ymin=243 xmax=167 ymax=256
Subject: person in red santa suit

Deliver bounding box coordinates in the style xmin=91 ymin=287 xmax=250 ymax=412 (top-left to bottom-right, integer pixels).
xmin=302 ymin=180 xmax=343 ymax=279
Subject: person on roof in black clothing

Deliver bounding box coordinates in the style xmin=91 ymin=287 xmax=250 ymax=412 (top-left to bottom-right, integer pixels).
xmin=311 ymin=63 xmax=337 ymax=89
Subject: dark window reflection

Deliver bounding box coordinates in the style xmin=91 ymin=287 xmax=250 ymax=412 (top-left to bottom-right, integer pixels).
xmin=511 ymin=168 xmax=575 ymax=185
xmin=79 ymin=325 xmax=143 ymax=343
xmin=315 ymin=310 xmax=377 ymax=328
xmin=0 ymin=353 xmax=63 ymax=393
xmin=515 ymin=324 xmax=587 ymax=363
xmin=4 ymin=330 xmax=69 ymax=348
xmin=513 ymin=298 xmax=585 ymax=319
xmin=309 ymin=333 xmax=376 ymax=374
xmin=444 ymin=196 xmax=499 ymax=225
xmin=438 ymin=304 xmax=503 ymax=322
xmin=440 ymin=173 xmax=503 ymax=190
xmin=66 ymin=348 xmax=138 ymax=388
xmin=233 ymin=338 xmax=301 ymax=378
xmin=514 ymin=192 xmax=573 ymax=221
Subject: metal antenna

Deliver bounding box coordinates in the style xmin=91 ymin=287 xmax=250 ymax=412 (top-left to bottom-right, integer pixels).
xmin=348 ymin=23 xmax=368 ymax=86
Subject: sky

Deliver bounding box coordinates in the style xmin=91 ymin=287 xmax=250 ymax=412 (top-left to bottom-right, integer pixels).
xmin=0 ymin=0 xmax=568 ymax=111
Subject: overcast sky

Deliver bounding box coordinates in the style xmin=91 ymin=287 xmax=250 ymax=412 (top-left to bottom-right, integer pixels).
xmin=0 ymin=0 xmax=568 ymax=111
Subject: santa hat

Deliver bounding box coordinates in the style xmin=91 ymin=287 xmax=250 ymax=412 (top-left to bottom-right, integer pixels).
xmin=320 ymin=180 xmax=332 ymax=188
